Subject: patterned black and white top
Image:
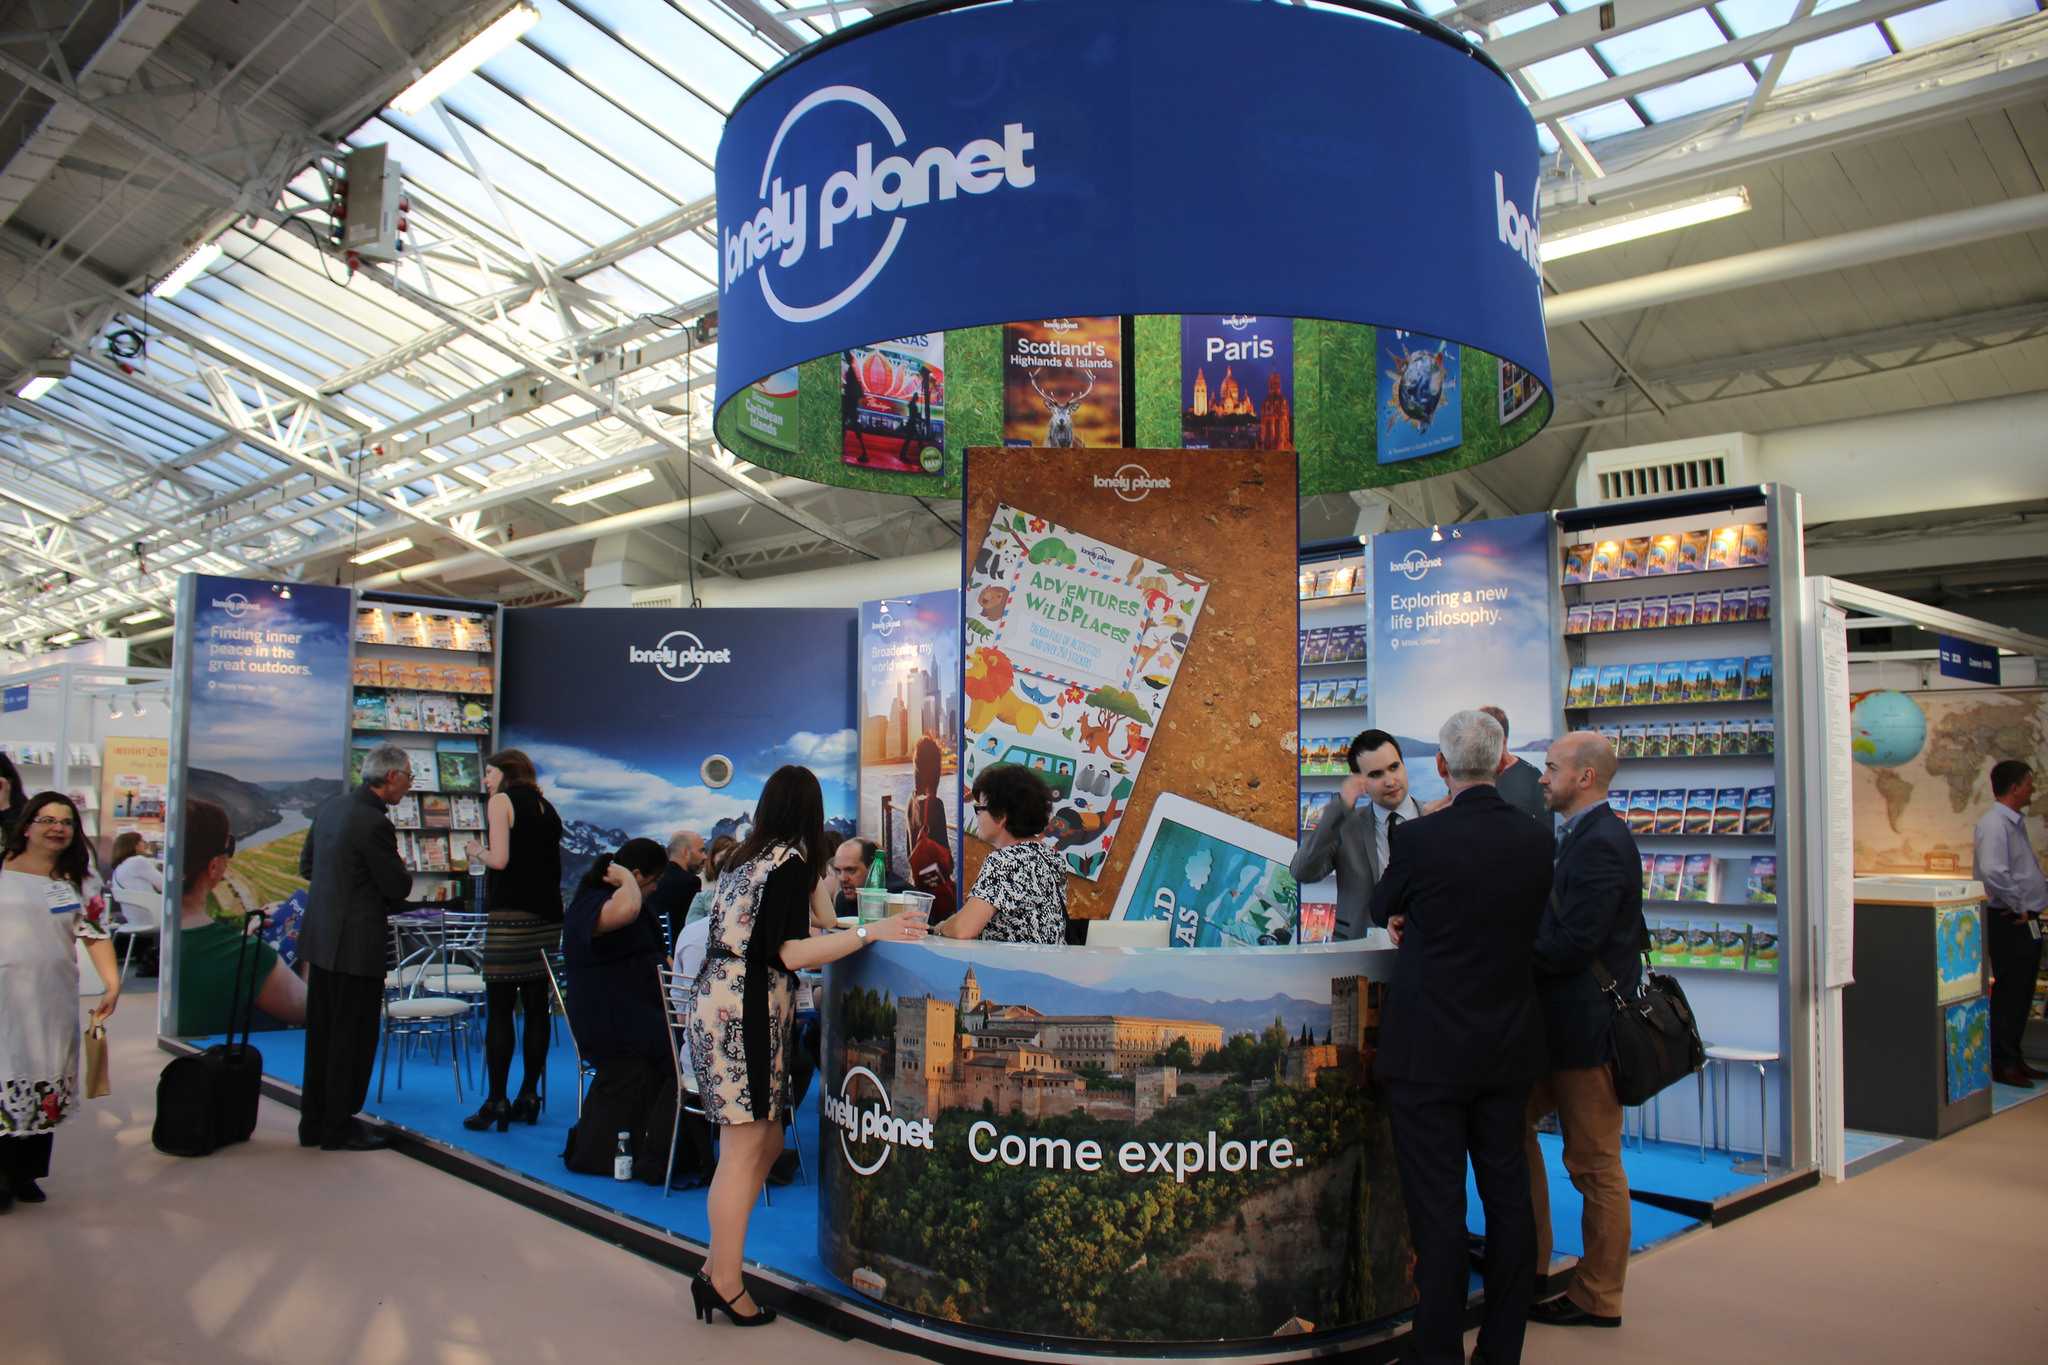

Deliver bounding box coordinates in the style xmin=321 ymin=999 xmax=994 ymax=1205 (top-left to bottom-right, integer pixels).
xmin=968 ymin=841 xmax=1068 ymax=945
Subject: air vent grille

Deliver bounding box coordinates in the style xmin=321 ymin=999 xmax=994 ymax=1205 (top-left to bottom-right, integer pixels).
xmin=1596 ymin=456 xmax=1729 ymax=504
xmin=629 ymin=585 xmax=683 ymax=608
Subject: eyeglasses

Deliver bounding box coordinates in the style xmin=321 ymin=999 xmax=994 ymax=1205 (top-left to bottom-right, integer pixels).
xmin=970 ymin=802 xmax=989 ymax=815
xmin=29 ymin=816 xmax=76 ymax=829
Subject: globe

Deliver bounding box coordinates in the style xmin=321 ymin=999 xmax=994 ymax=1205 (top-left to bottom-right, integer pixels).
xmin=1850 ymin=689 xmax=1927 ymax=768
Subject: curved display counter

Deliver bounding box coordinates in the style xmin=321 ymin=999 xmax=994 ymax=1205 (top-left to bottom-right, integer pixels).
xmin=818 ymin=940 xmax=1411 ymax=1353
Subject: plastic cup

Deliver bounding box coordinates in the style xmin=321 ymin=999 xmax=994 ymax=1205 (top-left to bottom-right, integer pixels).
xmin=856 ymin=887 xmax=891 ymax=924
xmin=893 ymin=890 xmax=934 ymax=929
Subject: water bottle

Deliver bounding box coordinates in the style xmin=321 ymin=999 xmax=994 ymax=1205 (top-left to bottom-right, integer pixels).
xmin=613 ymin=1130 xmax=633 ymax=1181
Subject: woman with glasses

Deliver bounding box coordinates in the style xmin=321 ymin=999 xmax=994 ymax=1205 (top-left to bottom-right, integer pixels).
xmin=0 ymin=792 xmax=121 ymax=1211
xmin=937 ymin=763 xmax=1068 ymax=945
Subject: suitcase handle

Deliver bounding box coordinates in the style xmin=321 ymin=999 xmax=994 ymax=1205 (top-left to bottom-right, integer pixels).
xmin=227 ymin=909 xmax=268 ymax=1057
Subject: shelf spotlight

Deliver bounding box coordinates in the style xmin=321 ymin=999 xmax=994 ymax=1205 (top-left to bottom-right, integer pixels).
xmin=553 ymin=467 xmax=654 ymax=506
xmin=1539 ymin=187 xmax=1752 ymax=264
xmin=350 ymin=537 xmax=414 ymax=564
xmin=393 ymin=3 xmax=540 ymax=115
xmin=148 ymin=241 xmax=225 ymax=300
xmin=1429 ymin=524 xmax=1443 ymax=543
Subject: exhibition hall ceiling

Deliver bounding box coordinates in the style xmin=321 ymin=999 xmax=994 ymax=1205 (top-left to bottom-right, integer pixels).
xmin=0 ymin=0 xmax=2043 ymax=656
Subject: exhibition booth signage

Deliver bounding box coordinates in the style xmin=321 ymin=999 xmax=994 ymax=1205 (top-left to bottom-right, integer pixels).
xmin=712 ymin=0 xmax=1553 ymax=496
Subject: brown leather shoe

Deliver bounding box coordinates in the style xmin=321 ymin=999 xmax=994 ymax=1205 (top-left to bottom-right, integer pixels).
xmin=1529 ymin=1296 xmax=1621 ymax=1328
xmin=2020 ymin=1060 xmax=2048 ymax=1080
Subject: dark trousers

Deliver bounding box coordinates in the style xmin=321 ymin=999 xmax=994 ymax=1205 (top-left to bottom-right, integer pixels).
xmin=0 ymin=1132 xmax=54 ymax=1185
xmin=1387 ymin=1078 xmax=1537 ymax=1365
xmin=300 ymin=965 xmax=384 ymax=1145
xmin=1988 ymin=911 xmax=2043 ymax=1067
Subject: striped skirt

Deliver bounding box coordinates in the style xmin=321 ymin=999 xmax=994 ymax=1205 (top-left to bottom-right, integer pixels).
xmin=481 ymin=910 xmax=559 ymax=984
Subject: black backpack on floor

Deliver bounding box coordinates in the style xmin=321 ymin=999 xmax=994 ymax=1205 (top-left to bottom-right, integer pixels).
xmin=153 ymin=913 xmax=267 ymax=1157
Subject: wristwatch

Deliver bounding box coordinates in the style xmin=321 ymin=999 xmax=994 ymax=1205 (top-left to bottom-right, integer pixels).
xmin=854 ymin=924 xmax=869 ymax=940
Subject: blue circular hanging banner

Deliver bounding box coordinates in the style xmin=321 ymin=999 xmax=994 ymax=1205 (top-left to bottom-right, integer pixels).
xmin=712 ymin=0 xmax=1551 ymax=493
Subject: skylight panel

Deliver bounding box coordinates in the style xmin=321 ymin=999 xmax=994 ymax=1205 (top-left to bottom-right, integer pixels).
xmin=1713 ymin=0 xmax=1793 ymax=38
xmin=1775 ymin=25 xmax=1894 ymax=84
xmin=1563 ymin=99 xmax=1646 ymax=141
xmin=1523 ymin=48 xmax=1609 ymax=98
xmin=1491 ymin=5 xmax=1558 ymax=37
xmin=1886 ymin=0 xmax=2033 ymax=47
xmin=1637 ymin=63 xmax=1758 ymax=122
xmin=671 ymin=0 xmax=790 ymax=69
xmin=523 ymin=13 xmax=730 ymax=166
xmin=1594 ymin=11 xmax=1726 ymax=74
xmin=569 ymin=0 xmax=763 ymax=114
xmin=441 ymin=82 xmax=677 ymax=232
xmin=489 ymin=42 xmax=717 ymax=185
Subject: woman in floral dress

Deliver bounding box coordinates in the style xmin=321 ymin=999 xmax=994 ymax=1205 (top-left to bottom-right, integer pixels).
xmin=0 ymin=792 xmax=121 ymax=1211
xmin=687 ymin=765 xmax=926 ymax=1326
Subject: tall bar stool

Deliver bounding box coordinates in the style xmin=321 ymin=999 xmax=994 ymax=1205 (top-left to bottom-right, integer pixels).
xmin=1697 ymin=1044 xmax=1779 ymax=1174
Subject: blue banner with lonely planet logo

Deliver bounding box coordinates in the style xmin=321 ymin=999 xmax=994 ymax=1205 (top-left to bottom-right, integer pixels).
xmin=1368 ymin=514 xmax=1560 ymax=809
xmin=712 ymin=0 xmax=1548 ymax=417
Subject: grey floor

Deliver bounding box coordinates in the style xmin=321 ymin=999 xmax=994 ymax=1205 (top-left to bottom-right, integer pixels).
xmin=9 ymin=986 xmax=2046 ymax=1363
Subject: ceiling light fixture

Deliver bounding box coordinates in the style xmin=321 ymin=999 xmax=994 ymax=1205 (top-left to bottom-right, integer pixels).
xmin=49 ymin=630 xmax=80 ymax=645
xmin=107 ymin=697 xmax=123 ymax=720
xmin=149 ymin=241 xmax=225 ymax=300
xmin=14 ymin=356 xmax=69 ymax=401
xmin=131 ymin=692 xmax=147 ymax=717
xmin=553 ymin=467 xmax=654 ymax=506
xmin=350 ymin=537 xmax=414 ymax=564
xmin=121 ymin=608 xmax=164 ymax=625
xmin=1429 ymin=524 xmax=1444 ymax=543
xmin=1539 ymin=187 xmax=1751 ymax=264
xmin=393 ymin=3 xmax=541 ymax=115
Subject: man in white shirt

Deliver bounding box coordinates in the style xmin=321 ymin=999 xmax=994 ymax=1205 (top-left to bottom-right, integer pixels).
xmin=1291 ymin=729 xmax=1423 ymax=941
xmin=1973 ymin=760 xmax=2047 ymax=1088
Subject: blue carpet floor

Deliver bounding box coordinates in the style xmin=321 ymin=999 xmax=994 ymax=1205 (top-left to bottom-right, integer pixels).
xmin=1462 ymin=1132 xmax=1701 ymax=1257
xmin=1842 ymin=1129 xmax=1904 ymax=1166
xmin=204 ymin=1028 xmax=839 ymax=1293
xmin=1992 ymin=1078 xmax=2048 ymax=1115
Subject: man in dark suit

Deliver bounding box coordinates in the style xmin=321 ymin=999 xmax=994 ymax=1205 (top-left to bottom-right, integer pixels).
xmin=296 ymin=744 xmax=416 ymax=1151
xmin=1372 ymin=710 xmax=1553 ymax=1365
xmin=641 ymin=828 xmax=704 ymax=945
xmin=1482 ymin=706 xmax=1548 ymax=824
xmin=1526 ymin=731 xmax=1645 ymax=1329
xmin=1293 ymin=729 xmax=1423 ymax=941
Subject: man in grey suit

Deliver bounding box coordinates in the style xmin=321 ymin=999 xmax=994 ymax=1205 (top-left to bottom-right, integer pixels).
xmin=1484 ymin=706 xmax=1549 ymax=825
xmin=1291 ymin=729 xmax=1423 ymax=941
xmin=296 ymin=744 xmax=415 ymax=1151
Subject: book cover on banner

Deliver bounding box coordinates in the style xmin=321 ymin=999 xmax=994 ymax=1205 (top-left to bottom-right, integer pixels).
xmin=739 ymin=365 xmax=801 ymax=453
xmin=963 ymin=505 xmax=1209 ymax=880
xmin=1376 ymin=330 xmax=1461 ymax=463
xmin=1109 ymin=794 xmax=1301 ymax=946
xmin=1181 ymin=315 xmax=1293 ymax=449
xmin=843 ymin=335 xmax=946 ymax=476
xmin=1002 ymin=317 xmax=1122 ymax=448
xmin=1500 ymin=358 xmax=1543 ymax=426
xmin=859 ymin=591 xmax=963 ymax=889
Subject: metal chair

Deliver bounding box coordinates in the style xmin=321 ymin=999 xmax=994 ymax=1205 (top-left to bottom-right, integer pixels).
xmin=1699 ymin=1044 xmax=1780 ymax=1174
xmin=543 ymin=950 xmax=595 ymax=1117
xmin=110 ymin=885 xmax=162 ymax=980
xmin=657 ymin=964 xmax=712 ymax=1199
xmin=376 ymin=920 xmax=474 ymax=1101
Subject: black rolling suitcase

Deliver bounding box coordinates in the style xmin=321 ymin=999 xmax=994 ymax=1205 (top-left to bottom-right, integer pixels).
xmin=153 ymin=911 xmax=267 ymax=1156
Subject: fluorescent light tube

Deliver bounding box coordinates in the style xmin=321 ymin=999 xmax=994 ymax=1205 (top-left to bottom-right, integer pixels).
xmin=17 ymin=376 xmax=59 ymax=401
xmin=1539 ymin=187 xmax=1752 ymax=264
xmin=49 ymin=630 xmax=80 ymax=645
xmin=149 ymin=241 xmax=225 ymax=299
xmin=553 ymin=467 xmax=654 ymax=506
xmin=350 ymin=537 xmax=414 ymax=564
xmin=121 ymin=608 xmax=165 ymax=625
xmin=14 ymin=356 xmax=68 ymax=400
xmin=393 ymin=3 xmax=540 ymax=115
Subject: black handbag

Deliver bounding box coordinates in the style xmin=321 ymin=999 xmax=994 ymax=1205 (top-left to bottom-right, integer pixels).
xmin=1591 ymin=952 xmax=1706 ymax=1106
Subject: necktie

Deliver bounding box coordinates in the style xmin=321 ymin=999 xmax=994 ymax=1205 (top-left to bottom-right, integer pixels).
xmin=1387 ymin=811 xmax=1403 ymax=836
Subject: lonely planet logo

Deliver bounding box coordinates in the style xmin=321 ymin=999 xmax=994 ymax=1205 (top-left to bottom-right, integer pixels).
xmin=870 ymin=609 xmax=901 ymax=639
xmin=1494 ymin=171 xmax=1542 ymax=276
xmin=1092 ymin=464 xmax=1171 ymax=503
xmin=825 ymin=1066 xmax=933 ymax=1176
xmin=724 ymin=85 xmax=1038 ymax=324
xmin=1391 ymin=549 xmax=1444 ymax=582
xmin=628 ymin=630 xmax=732 ymax=684
xmin=210 ymin=592 xmax=254 ymax=619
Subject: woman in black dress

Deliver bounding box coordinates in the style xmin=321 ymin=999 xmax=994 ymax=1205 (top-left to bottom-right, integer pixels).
xmin=688 ymin=765 xmax=927 ymax=1326
xmin=559 ymin=837 xmax=670 ymax=1168
xmin=462 ymin=748 xmax=564 ymax=1131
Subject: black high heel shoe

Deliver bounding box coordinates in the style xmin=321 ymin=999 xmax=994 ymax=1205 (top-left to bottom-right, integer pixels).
xmin=508 ymin=1094 xmax=541 ymax=1126
xmin=691 ymin=1274 xmax=777 ymax=1326
xmin=462 ymin=1098 xmax=511 ymax=1132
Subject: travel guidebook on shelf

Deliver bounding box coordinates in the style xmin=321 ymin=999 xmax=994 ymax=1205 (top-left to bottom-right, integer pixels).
xmin=963 ymin=505 xmax=1209 ymax=880
xmin=1001 ymin=317 xmax=1122 ymax=448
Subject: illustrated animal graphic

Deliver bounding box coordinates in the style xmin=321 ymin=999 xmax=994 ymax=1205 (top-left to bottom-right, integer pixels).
xmin=976 ymin=585 xmax=1010 ymax=620
xmin=964 ymin=646 xmax=1042 ymax=735
xmin=1046 ymin=796 xmax=1122 ymax=851
xmin=1077 ymin=710 xmax=1116 ymax=756
xmin=1029 ymin=367 xmax=1094 ymax=448
xmin=1117 ymin=721 xmax=1149 ymax=759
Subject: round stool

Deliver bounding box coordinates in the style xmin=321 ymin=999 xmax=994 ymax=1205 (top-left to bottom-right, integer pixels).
xmin=1701 ymin=1044 xmax=1779 ymax=1174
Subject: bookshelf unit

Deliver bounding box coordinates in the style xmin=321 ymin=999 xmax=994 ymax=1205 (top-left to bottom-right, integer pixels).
xmin=1296 ymin=542 xmax=1371 ymax=942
